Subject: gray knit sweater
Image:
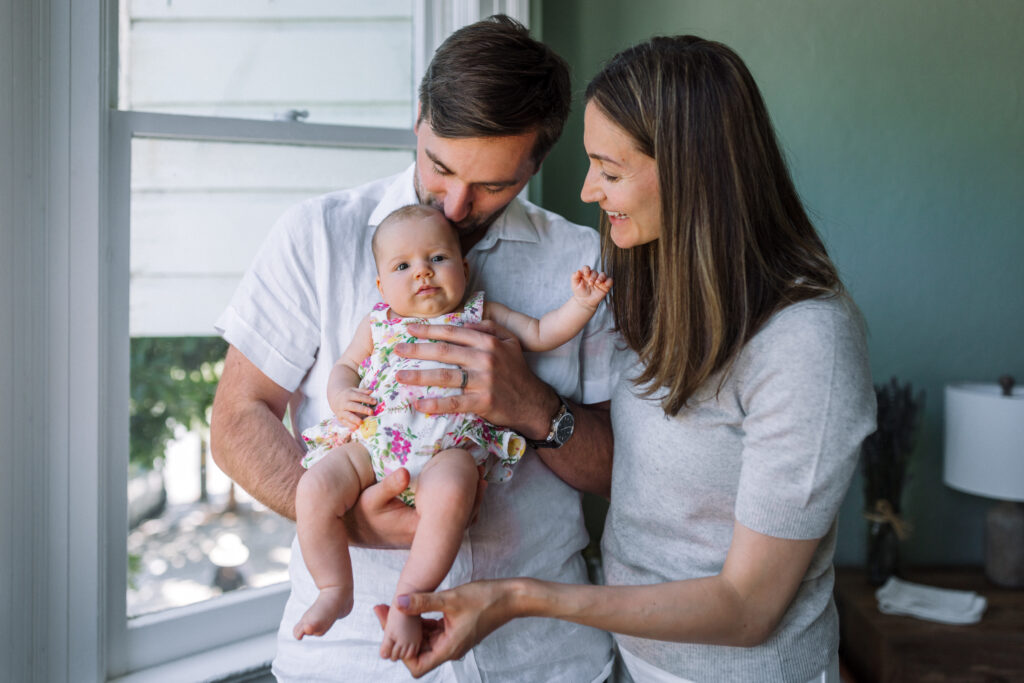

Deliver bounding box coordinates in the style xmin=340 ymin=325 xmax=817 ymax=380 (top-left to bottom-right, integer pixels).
xmin=602 ymin=296 xmax=876 ymax=682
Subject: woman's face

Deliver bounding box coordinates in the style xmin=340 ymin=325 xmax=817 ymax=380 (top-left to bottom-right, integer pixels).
xmin=580 ymin=102 xmax=661 ymax=248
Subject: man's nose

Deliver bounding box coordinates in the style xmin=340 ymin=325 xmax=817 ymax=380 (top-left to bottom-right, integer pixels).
xmin=443 ymin=182 xmax=472 ymax=223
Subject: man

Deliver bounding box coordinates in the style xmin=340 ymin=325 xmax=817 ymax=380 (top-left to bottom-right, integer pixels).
xmin=211 ymin=15 xmax=616 ymax=682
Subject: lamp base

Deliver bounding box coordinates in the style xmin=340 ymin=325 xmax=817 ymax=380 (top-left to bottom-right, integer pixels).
xmin=986 ymin=500 xmax=1024 ymax=588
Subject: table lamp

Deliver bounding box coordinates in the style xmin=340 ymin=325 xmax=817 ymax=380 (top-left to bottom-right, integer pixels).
xmin=944 ymin=376 xmax=1024 ymax=587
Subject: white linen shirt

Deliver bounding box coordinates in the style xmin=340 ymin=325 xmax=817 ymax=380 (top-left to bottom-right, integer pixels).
xmin=216 ymin=165 xmax=616 ymax=682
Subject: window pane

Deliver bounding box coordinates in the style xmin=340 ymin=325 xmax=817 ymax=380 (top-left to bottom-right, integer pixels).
xmin=127 ymin=138 xmax=413 ymax=618
xmin=118 ymin=0 xmax=416 ymax=128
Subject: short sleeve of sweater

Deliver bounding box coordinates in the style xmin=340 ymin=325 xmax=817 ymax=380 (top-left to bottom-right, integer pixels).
xmin=215 ymin=200 xmax=323 ymax=391
xmin=734 ymin=299 xmax=876 ymax=540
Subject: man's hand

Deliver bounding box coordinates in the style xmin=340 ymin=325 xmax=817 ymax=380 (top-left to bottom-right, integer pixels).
xmin=393 ymin=320 xmax=558 ymax=440
xmin=343 ymin=468 xmax=417 ymax=548
xmin=343 ymin=466 xmax=489 ymax=548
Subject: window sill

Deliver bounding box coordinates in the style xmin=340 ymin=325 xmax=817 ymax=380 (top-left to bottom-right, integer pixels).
xmin=109 ymin=631 xmax=276 ymax=683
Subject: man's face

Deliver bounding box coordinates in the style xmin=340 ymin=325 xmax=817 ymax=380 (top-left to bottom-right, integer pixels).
xmin=413 ymin=119 xmax=538 ymax=250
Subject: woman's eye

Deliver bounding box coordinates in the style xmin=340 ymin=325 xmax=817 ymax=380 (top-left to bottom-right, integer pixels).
xmin=601 ymin=172 xmax=620 ymax=182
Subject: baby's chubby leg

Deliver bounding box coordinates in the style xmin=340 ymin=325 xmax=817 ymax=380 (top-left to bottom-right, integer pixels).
xmin=293 ymin=441 xmax=376 ymax=640
xmin=380 ymin=448 xmax=478 ymax=661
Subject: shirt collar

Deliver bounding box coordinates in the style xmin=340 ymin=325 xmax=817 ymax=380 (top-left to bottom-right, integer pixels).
xmin=368 ymin=163 xmax=540 ymax=249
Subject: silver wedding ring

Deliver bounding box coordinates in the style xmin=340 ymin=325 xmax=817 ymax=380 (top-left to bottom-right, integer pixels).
xmin=459 ymin=367 xmax=469 ymax=389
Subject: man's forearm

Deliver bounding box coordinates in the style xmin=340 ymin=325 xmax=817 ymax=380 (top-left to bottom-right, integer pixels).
xmin=535 ymin=398 xmax=613 ymax=498
xmin=210 ymin=346 xmax=305 ymax=520
xmin=212 ymin=400 xmax=305 ymax=520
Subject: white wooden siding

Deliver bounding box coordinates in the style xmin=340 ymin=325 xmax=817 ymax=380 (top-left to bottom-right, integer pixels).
xmin=129 ymin=139 xmax=412 ymax=336
xmin=122 ymin=1 xmax=416 ymax=336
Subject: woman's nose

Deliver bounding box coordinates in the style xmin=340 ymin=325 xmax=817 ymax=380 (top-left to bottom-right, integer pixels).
xmin=580 ymin=167 xmax=602 ymax=204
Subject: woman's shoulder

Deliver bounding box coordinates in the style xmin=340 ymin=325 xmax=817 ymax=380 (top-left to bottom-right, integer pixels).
xmin=758 ymin=293 xmax=865 ymax=343
xmin=736 ymin=293 xmax=869 ymax=377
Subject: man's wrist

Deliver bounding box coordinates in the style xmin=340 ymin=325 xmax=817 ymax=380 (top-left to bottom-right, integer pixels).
xmin=526 ymin=394 xmax=575 ymax=449
xmin=523 ymin=388 xmax=561 ymax=441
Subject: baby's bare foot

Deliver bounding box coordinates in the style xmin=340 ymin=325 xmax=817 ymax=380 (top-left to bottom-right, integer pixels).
xmin=379 ymin=606 xmax=422 ymax=661
xmin=293 ymin=586 xmax=353 ymax=640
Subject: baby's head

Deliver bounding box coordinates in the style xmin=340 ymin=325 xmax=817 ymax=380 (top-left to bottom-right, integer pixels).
xmin=372 ymin=204 xmax=470 ymax=319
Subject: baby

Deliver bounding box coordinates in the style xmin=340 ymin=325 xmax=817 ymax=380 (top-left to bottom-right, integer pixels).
xmin=292 ymin=203 xmax=612 ymax=660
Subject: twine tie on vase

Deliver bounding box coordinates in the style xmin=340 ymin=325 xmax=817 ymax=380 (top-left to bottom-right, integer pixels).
xmin=863 ymin=499 xmax=913 ymax=541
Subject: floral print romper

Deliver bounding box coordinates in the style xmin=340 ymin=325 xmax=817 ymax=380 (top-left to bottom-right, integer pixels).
xmin=300 ymin=292 xmax=526 ymax=506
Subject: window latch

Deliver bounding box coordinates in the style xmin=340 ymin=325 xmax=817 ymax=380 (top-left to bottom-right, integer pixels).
xmin=274 ymin=109 xmax=309 ymax=122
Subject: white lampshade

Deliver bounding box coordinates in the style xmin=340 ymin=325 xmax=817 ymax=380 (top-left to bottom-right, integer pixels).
xmin=944 ymin=383 xmax=1024 ymax=502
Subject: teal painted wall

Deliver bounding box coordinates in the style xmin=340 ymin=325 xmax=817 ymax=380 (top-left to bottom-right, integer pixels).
xmin=540 ymin=0 xmax=1024 ymax=566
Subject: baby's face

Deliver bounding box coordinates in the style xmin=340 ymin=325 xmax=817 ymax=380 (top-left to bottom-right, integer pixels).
xmin=375 ymin=213 xmax=469 ymax=319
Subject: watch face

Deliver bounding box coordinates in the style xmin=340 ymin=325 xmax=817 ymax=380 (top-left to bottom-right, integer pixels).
xmin=554 ymin=412 xmax=575 ymax=444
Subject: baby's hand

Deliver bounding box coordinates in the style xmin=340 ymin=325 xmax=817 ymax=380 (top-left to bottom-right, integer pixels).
xmin=572 ymin=266 xmax=613 ymax=309
xmin=328 ymin=387 xmax=377 ymax=430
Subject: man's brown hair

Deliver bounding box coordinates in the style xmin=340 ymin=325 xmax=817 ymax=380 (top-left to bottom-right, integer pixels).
xmin=418 ymin=15 xmax=571 ymax=170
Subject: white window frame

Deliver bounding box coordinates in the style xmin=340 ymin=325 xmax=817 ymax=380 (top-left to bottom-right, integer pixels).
xmin=26 ymin=0 xmax=531 ymax=680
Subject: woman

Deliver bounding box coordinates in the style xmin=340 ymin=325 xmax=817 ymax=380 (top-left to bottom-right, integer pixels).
xmin=384 ymin=36 xmax=876 ymax=682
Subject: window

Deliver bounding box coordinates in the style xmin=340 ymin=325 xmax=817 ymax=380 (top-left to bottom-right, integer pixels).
xmin=93 ymin=0 xmax=533 ymax=678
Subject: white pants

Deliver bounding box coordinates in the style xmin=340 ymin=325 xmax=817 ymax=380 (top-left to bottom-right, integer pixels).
xmin=618 ymin=644 xmax=840 ymax=683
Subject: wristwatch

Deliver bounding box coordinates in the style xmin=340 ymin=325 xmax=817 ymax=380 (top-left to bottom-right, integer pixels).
xmin=527 ymin=395 xmax=575 ymax=449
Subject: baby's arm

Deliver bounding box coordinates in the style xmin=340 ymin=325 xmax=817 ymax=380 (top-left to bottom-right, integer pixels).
xmin=327 ymin=314 xmax=376 ymax=430
xmin=484 ymin=266 xmax=612 ymax=352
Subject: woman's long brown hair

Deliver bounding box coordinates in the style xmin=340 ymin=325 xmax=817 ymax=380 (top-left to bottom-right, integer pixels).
xmin=587 ymin=36 xmax=841 ymax=415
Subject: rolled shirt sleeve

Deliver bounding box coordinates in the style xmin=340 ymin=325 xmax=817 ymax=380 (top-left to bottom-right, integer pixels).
xmin=215 ymin=200 xmax=323 ymax=391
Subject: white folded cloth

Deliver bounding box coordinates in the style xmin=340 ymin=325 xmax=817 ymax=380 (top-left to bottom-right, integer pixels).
xmin=875 ymin=576 xmax=987 ymax=624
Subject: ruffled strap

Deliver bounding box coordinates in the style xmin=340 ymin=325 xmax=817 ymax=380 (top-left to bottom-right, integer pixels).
xmin=369 ymin=300 xmax=394 ymax=324
xmin=456 ymin=291 xmax=485 ymax=325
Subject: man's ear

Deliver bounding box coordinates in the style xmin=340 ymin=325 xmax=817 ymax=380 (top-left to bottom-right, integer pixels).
xmin=414 ymin=102 xmax=422 ymax=135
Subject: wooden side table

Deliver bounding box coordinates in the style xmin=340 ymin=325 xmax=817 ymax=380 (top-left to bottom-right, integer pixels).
xmin=834 ymin=567 xmax=1024 ymax=682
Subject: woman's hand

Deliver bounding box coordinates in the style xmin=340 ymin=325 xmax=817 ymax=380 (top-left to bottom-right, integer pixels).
xmin=372 ymin=579 xmax=522 ymax=678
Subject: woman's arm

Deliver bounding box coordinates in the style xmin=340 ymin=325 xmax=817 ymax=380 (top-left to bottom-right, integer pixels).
xmin=388 ymin=520 xmax=819 ymax=677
